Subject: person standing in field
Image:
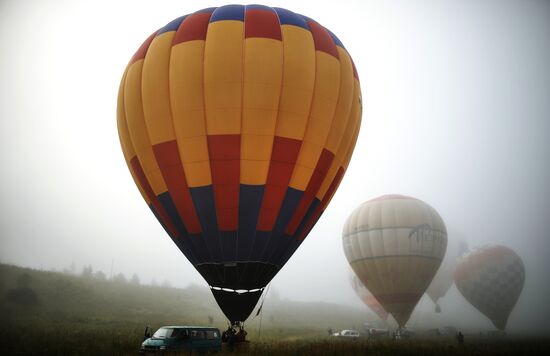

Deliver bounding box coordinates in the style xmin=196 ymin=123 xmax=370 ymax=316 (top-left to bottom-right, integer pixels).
xmin=457 ymin=331 xmax=465 ymax=345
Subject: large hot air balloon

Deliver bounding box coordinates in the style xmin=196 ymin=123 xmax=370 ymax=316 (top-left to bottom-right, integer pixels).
xmin=117 ymin=5 xmax=361 ymax=324
xmin=350 ymin=272 xmax=388 ymax=322
xmin=454 ymin=245 xmax=525 ymax=331
xmin=426 ymin=234 xmax=468 ymax=312
xmin=342 ymin=195 xmax=447 ymax=328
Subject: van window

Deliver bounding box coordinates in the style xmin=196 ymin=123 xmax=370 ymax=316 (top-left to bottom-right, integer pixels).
xmin=171 ymin=329 xmax=187 ymax=338
xmin=206 ymin=330 xmax=218 ymax=339
xmin=153 ymin=328 xmax=172 ymax=339
xmin=191 ymin=330 xmax=206 ymax=340
xmin=152 ymin=328 xmax=188 ymax=339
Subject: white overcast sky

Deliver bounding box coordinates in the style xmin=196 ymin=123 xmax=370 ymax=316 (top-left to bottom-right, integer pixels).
xmin=1 ymin=0 xmax=549 ymax=333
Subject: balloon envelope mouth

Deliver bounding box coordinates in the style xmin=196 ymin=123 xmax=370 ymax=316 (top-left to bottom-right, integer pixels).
xmin=210 ymin=286 xmax=263 ymax=295
xmin=196 ymin=261 xmax=279 ymax=323
xmin=210 ymin=287 xmax=265 ymax=323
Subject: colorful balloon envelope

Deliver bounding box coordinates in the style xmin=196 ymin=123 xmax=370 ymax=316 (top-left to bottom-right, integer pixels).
xmin=350 ymin=272 xmax=388 ymax=321
xmin=117 ymin=5 xmax=362 ymax=323
xmin=342 ymin=195 xmax=447 ymax=327
xmin=426 ymin=235 xmax=469 ymax=312
xmin=454 ymin=245 xmax=525 ymax=330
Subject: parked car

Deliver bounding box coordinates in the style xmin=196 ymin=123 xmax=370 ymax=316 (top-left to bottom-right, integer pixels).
xmin=333 ymin=329 xmax=360 ymax=338
xmin=368 ymin=328 xmax=390 ymax=338
xmin=394 ymin=328 xmax=415 ymax=339
xmin=140 ymin=325 xmax=221 ymax=354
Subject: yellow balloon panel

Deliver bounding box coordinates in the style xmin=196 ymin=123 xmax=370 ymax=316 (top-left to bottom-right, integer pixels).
xmin=274 ymin=25 xmax=315 ymax=141
xmin=142 ymin=32 xmax=177 ymax=145
xmin=204 ymin=21 xmax=244 ymax=136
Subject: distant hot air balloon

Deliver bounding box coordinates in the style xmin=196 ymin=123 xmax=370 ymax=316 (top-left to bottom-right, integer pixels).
xmin=454 ymin=245 xmax=525 ymax=331
xmin=427 ymin=234 xmax=469 ymax=313
xmin=342 ymin=195 xmax=447 ymax=328
xmin=350 ymin=271 xmax=388 ymax=321
xmin=117 ymin=5 xmax=362 ymax=324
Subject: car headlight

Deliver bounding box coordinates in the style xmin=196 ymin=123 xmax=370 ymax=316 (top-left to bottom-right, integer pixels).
xmin=159 ymin=346 xmax=166 ymax=350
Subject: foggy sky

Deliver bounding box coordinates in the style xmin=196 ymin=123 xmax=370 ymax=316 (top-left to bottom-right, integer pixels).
xmin=1 ymin=0 xmax=549 ymax=334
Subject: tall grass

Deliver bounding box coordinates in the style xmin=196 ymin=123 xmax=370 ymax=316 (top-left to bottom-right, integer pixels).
xmin=1 ymin=324 xmax=548 ymax=356
xmin=239 ymin=338 xmax=550 ymax=356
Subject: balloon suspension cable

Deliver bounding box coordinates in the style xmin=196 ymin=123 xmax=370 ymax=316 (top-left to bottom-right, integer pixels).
xmin=254 ymin=283 xmax=271 ymax=340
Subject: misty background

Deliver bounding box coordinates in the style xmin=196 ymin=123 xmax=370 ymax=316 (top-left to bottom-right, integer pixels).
xmin=1 ymin=0 xmax=549 ymax=335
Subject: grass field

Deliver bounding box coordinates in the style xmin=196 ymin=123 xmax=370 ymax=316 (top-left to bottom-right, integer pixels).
xmin=1 ymin=263 xmax=548 ymax=355
xmin=241 ymin=338 xmax=550 ymax=356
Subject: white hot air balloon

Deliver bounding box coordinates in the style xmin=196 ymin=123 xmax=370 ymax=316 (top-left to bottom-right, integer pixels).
xmin=343 ymin=195 xmax=447 ymax=328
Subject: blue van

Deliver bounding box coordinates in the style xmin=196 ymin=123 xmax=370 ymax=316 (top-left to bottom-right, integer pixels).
xmin=140 ymin=326 xmax=221 ymax=354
